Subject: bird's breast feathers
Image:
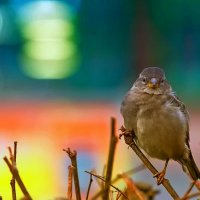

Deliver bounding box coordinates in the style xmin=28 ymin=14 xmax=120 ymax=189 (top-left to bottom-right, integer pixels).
xmin=136 ymin=95 xmax=188 ymax=160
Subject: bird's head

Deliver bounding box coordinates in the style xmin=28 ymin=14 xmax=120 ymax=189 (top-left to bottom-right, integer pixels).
xmin=133 ymin=67 xmax=171 ymax=95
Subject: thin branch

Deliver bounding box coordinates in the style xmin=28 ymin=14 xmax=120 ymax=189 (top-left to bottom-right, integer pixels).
xmin=100 ymin=165 xmax=107 ymax=200
xmin=63 ymin=148 xmax=81 ymax=200
xmin=103 ymin=117 xmax=118 ymax=200
xmin=91 ymin=169 xmax=103 ymax=188
xmin=120 ymin=134 xmax=180 ymax=200
xmin=194 ymin=180 xmax=200 ymax=191
xmin=187 ymin=173 xmax=200 ymax=192
xmin=90 ymin=164 xmax=145 ymax=200
xmin=110 ymin=190 xmax=115 ymax=200
xmin=86 ymin=173 xmax=93 ymax=200
xmin=186 ymin=192 xmax=200 ymax=199
xmin=113 ymin=164 xmax=145 ymax=184
xmin=3 ymin=157 xmax=32 ymax=200
xmin=9 ymin=141 xmax=18 ymax=200
xmin=8 ymin=147 xmax=13 ymax=163
xmin=67 ymin=165 xmax=74 ymax=200
xmin=182 ymin=181 xmax=195 ymax=200
xmin=120 ymin=174 xmax=145 ymax=200
xmin=116 ymin=192 xmax=122 ymax=200
xmin=14 ymin=142 xmax=17 ymax=163
xmin=85 ymin=171 xmax=128 ymax=199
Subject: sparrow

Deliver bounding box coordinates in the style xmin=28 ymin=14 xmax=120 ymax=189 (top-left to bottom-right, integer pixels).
xmin=120 ymin=67 xmax=200 ymax=184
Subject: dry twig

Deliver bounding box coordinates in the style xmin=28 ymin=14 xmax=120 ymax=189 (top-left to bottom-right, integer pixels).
xmin=63 ymin=148 xmax=81 ymax=200
xmin=103 ymin=117 xmax=118 ymax=200
xmin=67 ymin=165 xmax=74 ymax=200
xmin=181 ymin=181 xmax=196 ymax=200
xmin=101 ymin=165 xmax=106 ymax=197
xmin=86 ymin=173 xmax=93 ymax=200
xmin=120 ymin=174 xmax=145 ymax=200
xmin=91 ymin=169 xmax=103 ymax=188
xmin=85 ymin=171 xmax=128 ymax=199
xmin=186 ymin=192 xmax=200 ymax=199
xmin=90 ymin=165 xmax=145 ymax=199
xmin=3 ymin=156 xmax=32 ymax=200
xmin=9 ymin=141 xmax=17 ymax=200
xmin=113 ymin=164 xmax=145 ymax=184
xmin=194 ymin=180 xmax=200 ymax=191
xmin=116 ymin=191 xmax=122 ymax=200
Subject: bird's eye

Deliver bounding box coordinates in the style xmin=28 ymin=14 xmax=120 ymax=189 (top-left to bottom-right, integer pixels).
xmin=160 ymin=79 xmax=164 ymax=83
xmin=142 ymin=78 xmax=146 ymax=84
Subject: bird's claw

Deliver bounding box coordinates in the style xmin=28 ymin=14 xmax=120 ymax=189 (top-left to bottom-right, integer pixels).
xmin=119 ymin=126 xmax=134 ymax=138
xmin=119 ymin=126 xmax=135 ymax=146
xmin=119 ymin=125 xmax=126 ymax=133
xmin=153 ymin=171 xmax=166 ymax=185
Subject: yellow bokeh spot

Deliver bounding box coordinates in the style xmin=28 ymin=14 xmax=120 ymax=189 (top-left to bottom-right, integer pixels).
xmin=21 ymin=56 xmax=79 ymax=79
xmin=22 ymin=19 xmax=75 ymax=40
xmin=23 ymin=40 xmax=77 ymax=60
xmin=0 ymin=142 xmax=60 ymax=199
xmin=19 ymin=0 xmax=79 ymax=79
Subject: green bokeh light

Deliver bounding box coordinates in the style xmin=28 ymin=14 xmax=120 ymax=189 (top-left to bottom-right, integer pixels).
xmin=19 ymin=1 xmax=79 ymax=79
xmin=21 ymin=56 xmax=79 ymax=79
xmin=23 ymin=40 xmax=77 ymax=60
xmin=22 ymin=19 xmax=75 ymax=40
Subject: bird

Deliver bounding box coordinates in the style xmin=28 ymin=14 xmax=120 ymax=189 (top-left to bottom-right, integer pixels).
xmin=120 ymin=67 xmax=200 ymax=185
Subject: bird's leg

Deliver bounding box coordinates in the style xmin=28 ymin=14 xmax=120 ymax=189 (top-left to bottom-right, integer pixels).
xmin=119 ymin=126 xmax=135 ymax=146
xmin=153 ymin=159 xmax=169 ymax=185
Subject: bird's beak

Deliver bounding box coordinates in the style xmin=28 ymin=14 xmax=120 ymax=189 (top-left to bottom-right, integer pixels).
xmin=147 ymin=78 xmax=159 ymax=89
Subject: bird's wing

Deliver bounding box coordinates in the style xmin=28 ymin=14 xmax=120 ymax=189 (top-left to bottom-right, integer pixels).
xmin=168 ymin=94 xmax=190 ymax=145
xmin=120 ymin=90 xmax=139 ymax=131
xmin=170 ymin=94 xmax=200 ymax=180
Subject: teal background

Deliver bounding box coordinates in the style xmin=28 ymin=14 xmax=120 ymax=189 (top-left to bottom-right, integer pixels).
xmin=0 ymin=0 xmax=199 ymax=104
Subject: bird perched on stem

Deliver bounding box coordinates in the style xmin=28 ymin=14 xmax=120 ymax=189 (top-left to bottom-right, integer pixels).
xmin=120 ymin=67 xmax=200 ymax=185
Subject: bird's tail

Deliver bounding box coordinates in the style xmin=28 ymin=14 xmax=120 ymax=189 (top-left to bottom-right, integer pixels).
xmin=180 ymin=152 xmax=200 ymax=180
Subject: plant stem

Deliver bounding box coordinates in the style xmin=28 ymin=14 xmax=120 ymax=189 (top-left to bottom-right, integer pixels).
xmin=86 ymin=173 xmax=93 ymax=200
xmin=4 ymin=157 xmax=32 ymax=200
xmin=103 ymin=117 xmax=118 ymax=200
xmin=63 ymin=148 xmax=81 ymax=200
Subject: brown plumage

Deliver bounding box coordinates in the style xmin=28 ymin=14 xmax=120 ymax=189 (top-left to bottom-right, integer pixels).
xmin=121 ymin=67 xmax=200 ymax=183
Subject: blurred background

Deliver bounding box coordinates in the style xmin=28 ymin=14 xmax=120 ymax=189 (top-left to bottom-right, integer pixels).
xmin=0 ymin=0 xmax=200 ymax=199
